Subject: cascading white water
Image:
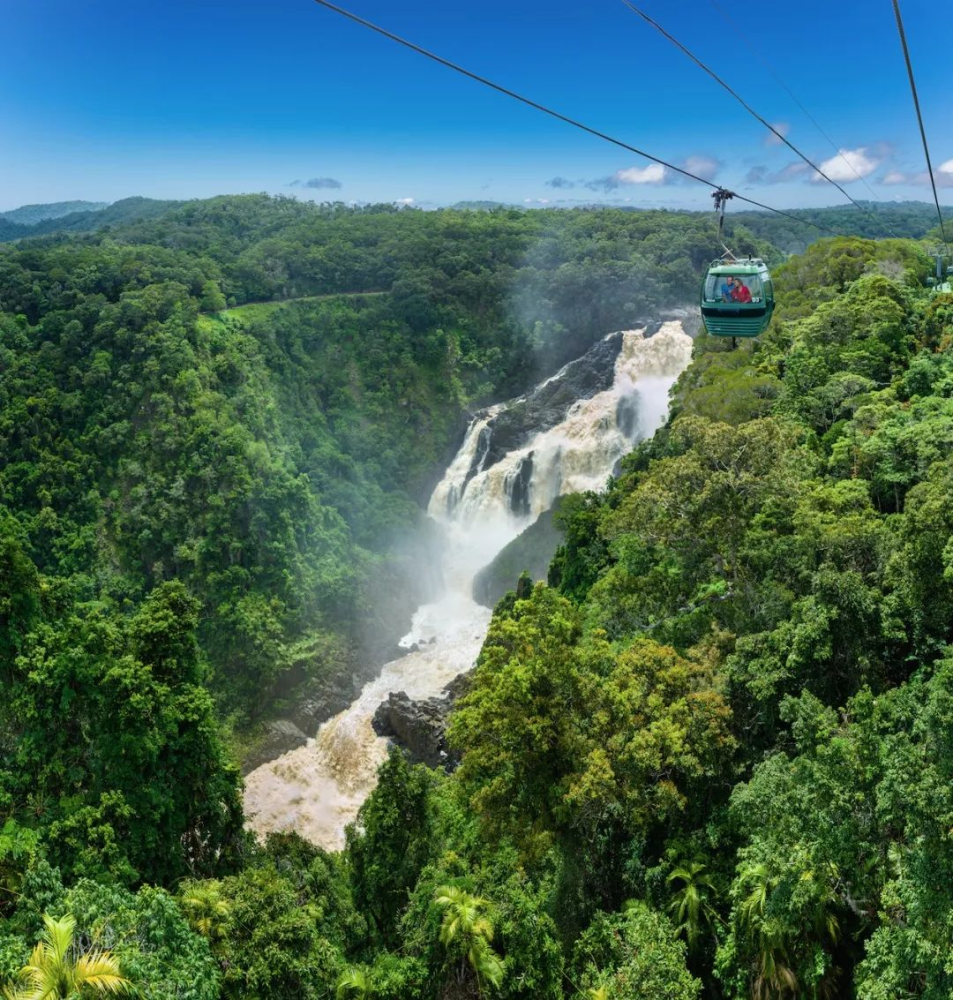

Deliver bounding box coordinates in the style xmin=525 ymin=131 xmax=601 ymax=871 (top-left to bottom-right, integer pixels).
xmin=430 ymin=323 xmax=693 ymax=528
xmin=243 ymin=321 xmax=693 ymax=850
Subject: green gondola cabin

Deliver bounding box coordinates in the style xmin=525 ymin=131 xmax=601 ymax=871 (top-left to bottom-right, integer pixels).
xmin=700 ymin=258 xmax=775 ymax=338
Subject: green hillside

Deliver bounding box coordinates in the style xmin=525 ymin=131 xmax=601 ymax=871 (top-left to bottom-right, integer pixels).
xmin=0 ymin=200 xmax=108 ymax=225
xmin=0 ymin=197 xmax=181 ymax=243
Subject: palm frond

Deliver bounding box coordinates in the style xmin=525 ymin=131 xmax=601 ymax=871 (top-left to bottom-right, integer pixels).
xmin=335 ymin=965 xmax=371 ymax=1000
xmin=73 ymin=951 xmax=132 ymax=995
xmin=40 ymin=914 xmax=75 ymax=968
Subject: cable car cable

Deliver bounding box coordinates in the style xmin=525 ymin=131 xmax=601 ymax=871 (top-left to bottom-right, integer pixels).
xmin=707 ymin=0 xmax=895 ymax=221
xmin=618 ymin=0 xmax=895 ymax=240
xmin=308 ymin=0 xmax=840 ymax=236
xmin=890 ymin=0 xmax=948 ymax=244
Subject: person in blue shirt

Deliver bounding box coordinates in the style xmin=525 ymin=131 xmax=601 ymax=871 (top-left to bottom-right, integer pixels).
xmin=720 ymin=276 xmax=735 ymax=302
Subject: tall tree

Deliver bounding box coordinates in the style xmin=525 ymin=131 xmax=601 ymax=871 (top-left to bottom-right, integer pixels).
xmin=434 ymin=885 xmax=504 ymax=995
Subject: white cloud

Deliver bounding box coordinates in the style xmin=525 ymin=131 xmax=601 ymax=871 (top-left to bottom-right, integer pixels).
xmin=615 ymin=164 xmax=668 ymax=185
xmin=394 ymin=197 xmax=415 ymax=206
xmin=811 ymin=147 xmax=880 ymax=183
xmin=885 ymin=165 xmax=953 ymax=188
xmin=580 ymin=155 xmax=714 ymax=192
xmin=764 ymin=122 xmax=790 ymax=146
xmin=682 ymin=155 xmax=720 ymax=178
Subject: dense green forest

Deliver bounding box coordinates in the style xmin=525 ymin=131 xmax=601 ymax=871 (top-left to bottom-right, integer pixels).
xmin=0 ymin=195 xmax=753 ymax=727
xmin=731 ymin=199 xmax=953 ymax=253
xmin=1 ymin=197 xmax=952 ymax=999
xmin=4 ymin=195 xmax=952 ymax=256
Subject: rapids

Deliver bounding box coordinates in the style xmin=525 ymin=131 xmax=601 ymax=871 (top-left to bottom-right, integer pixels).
xmin=243 ymin=321 xmax=693 ymax=850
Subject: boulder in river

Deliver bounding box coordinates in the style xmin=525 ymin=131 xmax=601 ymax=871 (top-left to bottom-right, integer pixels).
xmin=371 ymin=671 xmax=474 ymax=770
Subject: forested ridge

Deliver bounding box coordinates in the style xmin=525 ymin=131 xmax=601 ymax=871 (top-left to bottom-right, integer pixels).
xmin=3 ymin=194 xmax=951 ymax=255
xmin=1 ymin=196 xmax=952 ymax=999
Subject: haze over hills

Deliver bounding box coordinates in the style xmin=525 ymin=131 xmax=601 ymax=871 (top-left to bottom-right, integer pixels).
xmin=0 ymin=200 xmax=108 ymax=224
xmin=0 ymin=196 xmax=181 ymax=243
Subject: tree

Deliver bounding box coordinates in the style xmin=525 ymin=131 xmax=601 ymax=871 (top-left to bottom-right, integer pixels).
xmin=0 ymin=517 xmax=40 ymax=679
xmin=198 ymin=280 xmax=227 ymax=313
xmin=667 ymin=861 xmax=719 ymax=954
xmin=0 ymin=821 xmax=40 ymax=920
xmin=3 ymin=913 xmax=132 ymax=1000
xmin=573 ymin=903 xmax=701 ymax=1000
xmin=215 ymin=862 xmax=346 ymax=1000
xmin=9 ymin=586 xmax=244 ymax=885
xmin=178 ymin=881 xmax=231 ymax=950
xmin=434 ymin=885 xmax=504 ymax=995
xmin=734 ymin=862 xmax=799 ymax=1000
xmin=453 ymin=586 xmax=733 ymax=869
xmin=346 ymin=748 xmax=434 ymax=943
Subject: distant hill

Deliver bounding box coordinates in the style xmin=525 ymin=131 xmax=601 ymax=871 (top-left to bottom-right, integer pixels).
xmin=2 ymin=192 xmax=951 ymax=258
xmin=0 ymin=197 xmax=181 ymax=243
xmin=0 ymin=200 xmax=109 ymax=225
xmin=34 ymin=196 xmax=181 ymax=233
xmin=732 ymin=199 xmax=953 ymax=254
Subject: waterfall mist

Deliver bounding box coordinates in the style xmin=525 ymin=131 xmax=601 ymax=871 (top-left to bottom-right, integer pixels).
xmin=243 ymin=322 xmax=693 ymax=850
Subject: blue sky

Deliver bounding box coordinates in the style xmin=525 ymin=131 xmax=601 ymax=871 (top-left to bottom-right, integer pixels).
xmin=3 ymin=0 xmax=952 ymax=214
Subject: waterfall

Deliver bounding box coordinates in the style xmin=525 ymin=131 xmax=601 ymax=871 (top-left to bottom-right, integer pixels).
xmin=242 ymin=321 xmax=693 ymax=850
xmin=430 ymin=323 xmax=693 ymax=529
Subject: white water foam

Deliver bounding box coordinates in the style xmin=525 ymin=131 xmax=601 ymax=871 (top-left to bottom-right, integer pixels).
xmin=242 ymin=321 xmax=692 ymax=850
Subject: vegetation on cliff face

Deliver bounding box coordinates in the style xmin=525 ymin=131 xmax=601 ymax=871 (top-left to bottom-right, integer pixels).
xmin=1 ymin=198 xmax=952 ymax=999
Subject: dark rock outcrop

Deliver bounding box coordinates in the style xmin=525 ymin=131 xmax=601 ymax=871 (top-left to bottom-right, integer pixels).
xmin=506 ymin=453 xmax=534 ymax=517
xmin=372 ymin=692 xmax=453 ymax=769
xmin=286 ymin=666 xmax=372 ymax=737
xmin=472 ymin=506 xmax=564 ymax=608
xmin=372 ymin=672 xmax=474 ymax=770
xmin=459 ymin=331 xmax=626 ymax=485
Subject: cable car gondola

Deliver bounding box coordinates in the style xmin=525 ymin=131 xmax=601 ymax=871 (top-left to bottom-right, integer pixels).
xmin=927 ymin=249 xmax=953 ymax=295
xmin=700 ymin=189 xmax=775 ymax=340
xmin=700 ymin=257 xmax=775 ymax=338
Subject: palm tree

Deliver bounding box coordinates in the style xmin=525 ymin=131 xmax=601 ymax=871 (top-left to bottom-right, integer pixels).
xmin=736 ymin=864 xmax=797 ymax=1000
xmin=433 ymin=885 xmax=504 ymax=994
xmin=666 ymin=860 xmax=718 ymax=953
xmin=738 ymin=862 xmax=771 ymax=927
xmin=3 ymin=913 xmax=132 ymax=1000
xmin=179 ymin=880 xmax=231 ymax=949
xmin=336 ymin=966 xmax=372 ymax=1000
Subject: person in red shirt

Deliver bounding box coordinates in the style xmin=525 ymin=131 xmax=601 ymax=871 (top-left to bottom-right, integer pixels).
xmin=731 ymin=279 xmax=753 ymax=304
